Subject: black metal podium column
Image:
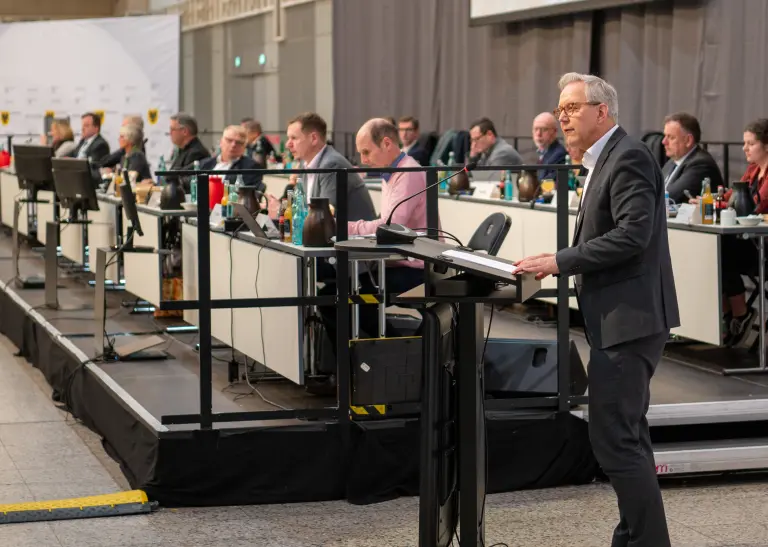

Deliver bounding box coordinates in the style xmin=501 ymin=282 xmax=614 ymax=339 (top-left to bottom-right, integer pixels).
xmin=457 ymin=301 xmax=486 ymax=547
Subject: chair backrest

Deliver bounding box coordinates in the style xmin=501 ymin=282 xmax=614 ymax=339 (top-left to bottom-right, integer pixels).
xmin=640 ymin=131 xmax=669 ymax=169
xmin=468 ymin=212 xmax=511 ymax=256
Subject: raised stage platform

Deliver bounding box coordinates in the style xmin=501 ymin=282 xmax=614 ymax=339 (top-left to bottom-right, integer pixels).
xmin=5 ymin=227 xmax=768 ymax=506
xmin=0 ymin=232 xmax=599 ymax=507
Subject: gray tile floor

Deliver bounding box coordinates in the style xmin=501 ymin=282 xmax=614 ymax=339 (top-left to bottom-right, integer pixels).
xmin=0 ymin=334 xmax=767 ymax=547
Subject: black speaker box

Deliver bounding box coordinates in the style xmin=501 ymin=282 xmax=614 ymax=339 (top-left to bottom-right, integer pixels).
xmin=483 ymin=338 xmax=587 ymax=398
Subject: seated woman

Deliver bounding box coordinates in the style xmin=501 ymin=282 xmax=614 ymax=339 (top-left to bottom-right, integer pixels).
xmin=719 ymin=118 xmax=768 ymax=345
xmin=116 ymin=124 xmax=152 ymax=182
xmin=40 ymin=118 xmax=76 ymax=158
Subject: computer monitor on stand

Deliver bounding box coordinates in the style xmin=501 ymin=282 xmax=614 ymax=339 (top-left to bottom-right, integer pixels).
xmin=51 ymin=158 xmax=100 ymax=221
xmin=91 ymin=179 xmax=168 ymax=362
xmin=119 ymin=180 xmax=154 ymax=253
xmin=43 ymin=158 xmax=100 ymax=308
xmin=11 ymin=144 xmax=54 ymax=289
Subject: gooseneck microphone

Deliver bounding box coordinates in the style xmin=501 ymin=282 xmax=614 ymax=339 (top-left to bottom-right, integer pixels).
xmin=376 ymin=161 xmax=476 ymax=245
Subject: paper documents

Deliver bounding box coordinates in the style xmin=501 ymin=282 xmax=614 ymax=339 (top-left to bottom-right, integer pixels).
xmin=441 ymin=249 xmax=518 ymax=274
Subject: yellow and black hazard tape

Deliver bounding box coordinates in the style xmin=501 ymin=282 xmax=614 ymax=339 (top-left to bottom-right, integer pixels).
xmin=350 ymin=404 xmax=387 ymax=415
xmin=0 ymin=490 xmax=154 ymax=524
xmin=347 ymin=293 xmax=383 ymax=305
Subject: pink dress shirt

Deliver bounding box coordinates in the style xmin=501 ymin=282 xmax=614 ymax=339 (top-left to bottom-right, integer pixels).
xmin=348 ymin=154 xmax=431 ymax=268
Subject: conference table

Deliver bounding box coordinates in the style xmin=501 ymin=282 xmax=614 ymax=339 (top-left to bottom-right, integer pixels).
xmin=365 ymin=182 xmax=768 ymax=349
xmin=181 ymin=215 xmax=403 ymax=384
xmin=4 ymin=162 xmax=768 ymax=376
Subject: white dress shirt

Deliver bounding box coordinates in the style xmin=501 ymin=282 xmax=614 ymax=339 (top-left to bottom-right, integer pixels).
xmin=664 ymin=145 xmax=696 ymax=188
xmin=578 ymin=124 xmax=620 ymax=221
xmin=77 ymin=135 xmax=96 ymax=159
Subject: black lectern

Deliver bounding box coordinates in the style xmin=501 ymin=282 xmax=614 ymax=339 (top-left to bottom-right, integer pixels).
xmin=335 ymin=237 xmax=540 ymax=547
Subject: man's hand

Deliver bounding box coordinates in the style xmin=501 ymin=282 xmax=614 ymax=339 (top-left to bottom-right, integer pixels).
xmin=515 ymin=253 xmax=559 ymax=280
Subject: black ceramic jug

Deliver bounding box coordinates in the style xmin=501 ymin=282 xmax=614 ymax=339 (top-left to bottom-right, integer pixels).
xmin=302 ymin=197 xmax=336 ymax=247
xmin=730 ymin=181 xmax=755 ymax=217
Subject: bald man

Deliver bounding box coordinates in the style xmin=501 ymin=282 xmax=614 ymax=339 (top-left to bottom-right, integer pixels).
xmin=532 ymin=111 xmax=567 ymax=180
xmin=309 ymin=117 xmax=421 ymax=395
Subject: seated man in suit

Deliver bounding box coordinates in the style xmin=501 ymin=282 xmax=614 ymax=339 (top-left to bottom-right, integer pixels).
xmin=309 ymin=118 xmax=429 ymax=395
xmin=285 ymin=112 xmax=376 ymax=222
xmin=168 ymin=113 xmax=211 ymax=191
xmin=243 ymin=119 xmax=281 ymax=164
xmin=398 ymin=116 xmax=430 ymax=166
xmin=199 ymin=125 xmax=263 ymax=191
xmin=661 ymin=112 xmax=723 ymax=204
xmin=469 ymin=117 xmax=523 ymax=181
xmin=532 ymin=112 xmax=567 ymax=180
xmin=70 ymin=112 xmax=110 ymax=163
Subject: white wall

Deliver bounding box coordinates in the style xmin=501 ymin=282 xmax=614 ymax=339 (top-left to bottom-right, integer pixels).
xmin=0 ymin=15 xmax=180 ymax=169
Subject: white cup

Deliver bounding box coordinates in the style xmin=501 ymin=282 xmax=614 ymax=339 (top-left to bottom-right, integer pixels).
xmin=720 ymin=208 xmax=737 ymax=226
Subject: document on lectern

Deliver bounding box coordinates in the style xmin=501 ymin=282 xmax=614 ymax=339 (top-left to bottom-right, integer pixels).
xmin=441 ymin=249 xmax=519 ymax=274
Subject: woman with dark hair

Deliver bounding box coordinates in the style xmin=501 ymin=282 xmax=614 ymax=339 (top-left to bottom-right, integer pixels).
xmin=718 ymin=118 xmax=768 ymax=346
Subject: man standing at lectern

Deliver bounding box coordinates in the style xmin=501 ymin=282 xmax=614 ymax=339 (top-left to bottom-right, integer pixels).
xmin=516 ymin=73 xmax=680 ymax=547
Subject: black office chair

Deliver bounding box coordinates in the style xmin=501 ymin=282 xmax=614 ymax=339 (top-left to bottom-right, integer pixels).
xmin=467 ymin=212 xmax=512 ymax=256
xmin=384 ymin=213 xmax=512 ymax=335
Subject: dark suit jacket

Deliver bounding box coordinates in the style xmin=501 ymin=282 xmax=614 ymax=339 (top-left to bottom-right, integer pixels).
xmin=247 ymin=134 xmax=281 ymax=164
xmin=661 ymin=145 xmax=724 ymax=204
xmin=70 ymin=134 xmax=110 ymax=163
xmin=537 ymin=140 xmax=567 ymax=180
xmin=405 ymin=143 xmax=430 ymax=167
xmin=310 ymin=145 xmax=376 ymax=222
xmin=169 ymin=137 xmax=211 ymax=191
xmin=122 ymin=150 xmax=152 ymax=181
xmin=556 ymin=126 xmax=680 ymax=349
xmin=200 ymin=155 xmax=265 ymax=193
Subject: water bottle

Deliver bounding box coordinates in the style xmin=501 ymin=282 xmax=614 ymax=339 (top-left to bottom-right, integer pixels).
xmin=190 ymin=160 xmax=200 ymax=204
xmin=504 ymin=170 xmax=514 ymax=201
xmin=157 ymin=155 xmax=167 ymax=186
xmin=228 ymin=176 xmax=240 ymax=218
xmin=292 ymin=178 xmax=306 ymax=245
xmin=665 ymin=191 xmax=675 ymax=218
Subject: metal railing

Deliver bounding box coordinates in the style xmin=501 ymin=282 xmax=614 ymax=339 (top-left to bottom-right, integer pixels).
xmin=153 ymin=162 xmax=580 ymax=430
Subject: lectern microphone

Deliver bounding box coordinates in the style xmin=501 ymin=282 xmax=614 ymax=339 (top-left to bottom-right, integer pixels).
xmin=376 ymin=161 xmax=476 ymax=245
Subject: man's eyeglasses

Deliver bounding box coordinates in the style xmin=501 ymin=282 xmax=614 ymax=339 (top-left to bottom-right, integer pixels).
xmin=553 ymin=102 xmax=601 ymax=118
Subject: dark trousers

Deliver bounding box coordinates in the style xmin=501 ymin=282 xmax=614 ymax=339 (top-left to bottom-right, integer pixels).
xmin=588 ymin=330 xmax=670 ymax=547
xmin=316 ymin=266 xmax=425 ymax=375
xmin=721 ymin=236 xmax=758 ymax=297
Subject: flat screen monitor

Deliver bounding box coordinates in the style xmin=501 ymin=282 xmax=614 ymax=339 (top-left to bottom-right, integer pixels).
xmin=119 ymin=181 xmax=143 ymax=239
xmin=12 ymin=144 xmax=54 ymax=193
xmin=51 ymin=158 xmax=99 ymax=220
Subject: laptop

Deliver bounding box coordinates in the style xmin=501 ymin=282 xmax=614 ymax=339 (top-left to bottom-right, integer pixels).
xmin=234 ymin=203 xmax=280 ymax=240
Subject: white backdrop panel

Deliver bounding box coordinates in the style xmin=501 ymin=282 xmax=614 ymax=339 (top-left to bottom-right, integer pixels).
xmin=0 ymin=15 xmax=180 ymax=171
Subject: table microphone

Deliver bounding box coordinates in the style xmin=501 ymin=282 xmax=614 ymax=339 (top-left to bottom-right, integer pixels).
xmin=376 ymin=161 xmax=476 ymax=245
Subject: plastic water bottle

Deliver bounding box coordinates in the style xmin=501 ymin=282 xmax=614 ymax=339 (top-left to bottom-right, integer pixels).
xmin=228 ymin=177 xmax=240 ymax=218
xmin=292 ymin=178 xmax=306 ymax=245
xmin=665 ymin=191 xmax=675 ymax=218
xmin=504 ymin=170 xmax=514 ymax=201
xmin=190 ymin=160 xmax=199 ymax=204
xmin=157 ymin=155 xmax=167 ymax=186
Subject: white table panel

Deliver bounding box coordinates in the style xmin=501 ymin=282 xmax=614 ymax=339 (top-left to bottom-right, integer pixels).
xmin=668 ymin=228 xmax=721 ymax=345
xmin=1 ymin=171 xmax=28 ymax=234
xmin=124 ymin=252 xmax=162 ymax=307
xmin=36 ymin=190 xmax=57 ymax=246
xmin=59 ymin=221 xmax=85 ymax=265
xmin=182 ymin=224 xmax=304 ymax=384
xmin=89 ymin=201 xmax=119 ymax=283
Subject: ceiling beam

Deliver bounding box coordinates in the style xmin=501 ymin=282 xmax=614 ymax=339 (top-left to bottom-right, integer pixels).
xmin=0 ymin=0 xmax=117 ymax=19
